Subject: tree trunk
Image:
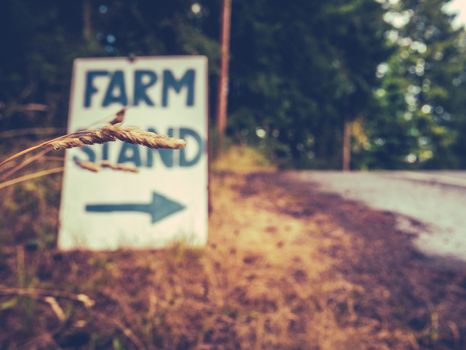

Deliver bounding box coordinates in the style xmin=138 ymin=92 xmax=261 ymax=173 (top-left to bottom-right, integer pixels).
xmin=342 ymin=117 xmax=351 ymax=171
xmin=216 ymin=0 xmax=232 ymax=138
xmin=83 ymin=0 xmax=92 ymax=42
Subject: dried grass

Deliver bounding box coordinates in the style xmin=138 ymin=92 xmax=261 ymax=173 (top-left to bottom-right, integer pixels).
xmin=0 ymin=127 xmax=65 ymax=139
xmin=0 ymin=284 xmax=145 ymax=348
xmin=74 ymin=160 xmax=100 ymax=173
xmin=0 ymin=285 xmax=95 ymax=309
xmin=0 ymin=123 xmax=185 ymax=168
xmin=109 ymin=108 xmax=126 ymax=125
xmin=100 ymin=160 xmax=138 ymax=173
xmin=0 ymin=167 xmax=465 ymax=349
xmin=49 ymin=123 xmax=186 ymax=152
xmin=0 ymin=167 xmax=64 ymax=191
xmin=0 ymin=108 xmax=185 ymax=169
xmin=74 ymin=160 xmax=139 ymax=173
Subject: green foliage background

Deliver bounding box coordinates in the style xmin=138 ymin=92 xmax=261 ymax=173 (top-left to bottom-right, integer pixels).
xmin=0 ymin=0 xmax=465 ymax=169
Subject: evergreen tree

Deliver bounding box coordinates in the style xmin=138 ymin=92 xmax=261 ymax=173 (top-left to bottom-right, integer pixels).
xmin=0 ymin=0 xmax=219 ymax=130
xmin=367 ymin=0 xmax=466 ymax=168
xmin=228 ymin=0 xmax=390 ymax=168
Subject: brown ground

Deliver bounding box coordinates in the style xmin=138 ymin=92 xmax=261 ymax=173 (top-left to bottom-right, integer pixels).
xmin=0 ymin=169 xmax=465 ymax=349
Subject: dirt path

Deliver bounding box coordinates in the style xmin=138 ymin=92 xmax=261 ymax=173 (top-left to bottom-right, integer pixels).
xmin=0 ymin=171 xmax=465 ymax=349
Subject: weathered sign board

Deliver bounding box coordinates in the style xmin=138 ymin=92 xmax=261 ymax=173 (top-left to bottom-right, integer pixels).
xmin=59 ymin=56 xmax=208 ymax=250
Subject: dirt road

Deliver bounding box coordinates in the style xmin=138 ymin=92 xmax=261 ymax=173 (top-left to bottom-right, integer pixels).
xmin=289 ymin=171 xmax=466 ymax=264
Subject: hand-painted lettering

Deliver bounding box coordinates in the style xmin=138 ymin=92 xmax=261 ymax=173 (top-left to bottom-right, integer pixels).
xmin=134 ymin=70 xmax=157 ymax=106
xmin=83 ymin=69 xmax=195 ymax=108
xmin=84 ymin=70 xmax=108 ymax=107
xmin=162 ymin=69 xmax=195 ymax=107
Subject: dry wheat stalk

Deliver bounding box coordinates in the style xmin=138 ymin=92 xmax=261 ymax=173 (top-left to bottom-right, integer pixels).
xmin=75 ymin=160 xmax=138 ymax=174
xmin=0 ymin=167 xmax=64 ymax=191
xmin=42 ymin=156 xmax=64 ymax=161
xmin=0 ymin=109 xmax=185 ymax=190
xmin=0 ymin=127 xmax=65 ymax=139
xmin=75 ymin=160 xmax=101 ymax=173
xmin=0 ymin=285 xmax=95 ymax=308
xmin=109 ymin=108 xmax=126 ymax=125
xmin=0 ymin=123 xmax=186 ymax=168
xmin=88 ymin=107 xmax=126 ymax=128
xmin=49 ymin=124 xmax=186 ymax=151
xmin=0 ymin=109 xmax=125 ymax=169
xmin=44 ymin=296 xmax=66 ymax=321
xmin=100 ymin=160 xmax=138 ymax=173
xmin=0 ymin=149 xmax=49 ymax=181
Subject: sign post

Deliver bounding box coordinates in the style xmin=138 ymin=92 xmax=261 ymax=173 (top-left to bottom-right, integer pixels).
xmin=59 ymin=56 xmax=208 ymax=250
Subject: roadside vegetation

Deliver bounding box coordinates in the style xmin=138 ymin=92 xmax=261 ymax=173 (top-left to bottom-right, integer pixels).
xmin=1 ymin=0 xmax=466 ymax=348
xmin=0 ymin=145 xmax=465 ymax=349
xmin=2 ymin=0 xmax=466 ymax=170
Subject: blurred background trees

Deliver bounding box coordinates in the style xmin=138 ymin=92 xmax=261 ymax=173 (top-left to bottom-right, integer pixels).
xmin=365 ymin=0 xmax=466 ymax=169
xmin=0 ymin=0 xmax=465 ymax=169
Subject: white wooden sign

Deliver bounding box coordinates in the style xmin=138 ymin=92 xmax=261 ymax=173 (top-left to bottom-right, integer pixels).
xmin=59 ymin=56 xmax=208 ymax=250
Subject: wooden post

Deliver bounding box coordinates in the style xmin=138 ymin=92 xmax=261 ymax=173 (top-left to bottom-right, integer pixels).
xmin=342 ymin=117 xmax=351 ymax=171
xmin=216 ymin=0 xmax=232 ymax=138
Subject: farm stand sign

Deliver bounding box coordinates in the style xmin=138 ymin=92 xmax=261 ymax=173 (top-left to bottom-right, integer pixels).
xmin=59 ymin=56 xmax=208 ymax=250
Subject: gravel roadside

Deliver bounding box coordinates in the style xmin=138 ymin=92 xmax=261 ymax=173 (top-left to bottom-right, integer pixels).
xmin=288 ymin=171 xmax=466 ymax=264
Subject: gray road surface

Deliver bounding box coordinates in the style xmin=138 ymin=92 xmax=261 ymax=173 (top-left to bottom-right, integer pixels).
xmin=289 ymin=171 xmax=466 ymax=263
